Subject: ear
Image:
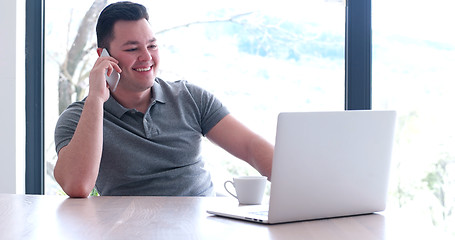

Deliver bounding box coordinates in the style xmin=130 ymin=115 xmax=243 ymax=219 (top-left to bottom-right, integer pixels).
xmin=96 ymin=48 xmax=103 ymax=57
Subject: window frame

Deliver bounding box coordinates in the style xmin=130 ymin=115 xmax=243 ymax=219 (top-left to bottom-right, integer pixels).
xmin=25 ymin=0 xmax=372 ymax=194
xmin=25 ymin=0 xmax=45 ymax=194
xmin=345 ymin=0 xmax=372 ymax=110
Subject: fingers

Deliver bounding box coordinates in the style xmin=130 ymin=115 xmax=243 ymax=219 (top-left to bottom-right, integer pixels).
xmin=88 ymin=56 xmax=121 ymax=99
xmin=99 ymin=56 xmax=122 ymax=75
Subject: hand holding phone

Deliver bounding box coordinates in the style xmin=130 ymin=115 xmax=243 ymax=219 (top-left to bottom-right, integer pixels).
xmin=100 ymin=48 xmax=120 ymax=92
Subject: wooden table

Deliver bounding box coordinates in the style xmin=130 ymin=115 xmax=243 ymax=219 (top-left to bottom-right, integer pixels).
xmin=0 ymin=194 xmax=442 ymax=240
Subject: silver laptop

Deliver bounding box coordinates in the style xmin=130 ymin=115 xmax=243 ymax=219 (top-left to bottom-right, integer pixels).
xmin=207 ymin=110 xmax=396 ymax=224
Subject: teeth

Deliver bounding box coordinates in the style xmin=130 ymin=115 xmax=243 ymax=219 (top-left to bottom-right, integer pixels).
xmin=135 ymin=66 xmax=151 ymax=72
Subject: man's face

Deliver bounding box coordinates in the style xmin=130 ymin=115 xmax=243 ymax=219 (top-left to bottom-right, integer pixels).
xmin=108 ymin=19 xmax=160 ymax=92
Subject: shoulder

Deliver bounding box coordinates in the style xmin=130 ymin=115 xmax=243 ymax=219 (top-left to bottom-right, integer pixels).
xmin=155 ymin=78 xmax=210 ymax=102
xmin=58 ymin=99 xmax=86 ymax=120
xmin=156 ymin=78 xmax=205 ymax=92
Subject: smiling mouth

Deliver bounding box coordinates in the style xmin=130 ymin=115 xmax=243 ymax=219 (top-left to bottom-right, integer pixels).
xmin=133 ymin=66 xmax=152 ymax=72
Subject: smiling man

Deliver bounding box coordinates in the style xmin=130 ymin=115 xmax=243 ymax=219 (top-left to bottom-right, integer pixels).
xmin=53 ymin=1 xmax=273 ymax=198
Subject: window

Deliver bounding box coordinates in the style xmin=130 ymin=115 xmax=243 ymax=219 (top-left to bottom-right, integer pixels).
xmin=372 ymin=0 xmax=455 ymax=235
xmin=44 ymin=0 xmax=345 ymax=195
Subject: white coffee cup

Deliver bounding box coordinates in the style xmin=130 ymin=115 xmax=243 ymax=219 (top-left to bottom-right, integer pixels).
xmin=224 ymin=176 xmax=267 ymax=205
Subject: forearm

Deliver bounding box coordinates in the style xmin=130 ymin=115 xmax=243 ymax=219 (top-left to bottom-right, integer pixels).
xmin=54 ymin=96 xmax=105 ymax=197
xmin=246 ymin=134 xmax=274 ymax=180
xmin=207 ymin=115 xmax=274 ymax=180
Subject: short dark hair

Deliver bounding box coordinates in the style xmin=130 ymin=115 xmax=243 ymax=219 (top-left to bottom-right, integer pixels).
xmin=96 ymin=1 xmax=149 ymax=49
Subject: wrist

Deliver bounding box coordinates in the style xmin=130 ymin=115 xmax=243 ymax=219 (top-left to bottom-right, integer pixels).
xmin=85 ymin=94 xmax=107 ymax=107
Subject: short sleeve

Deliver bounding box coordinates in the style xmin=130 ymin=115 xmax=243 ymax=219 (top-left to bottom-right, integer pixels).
xmin=184 ymin=82 xmax=230 ymax=135
xmin=54 ymin=101 xmax=84 ymax=154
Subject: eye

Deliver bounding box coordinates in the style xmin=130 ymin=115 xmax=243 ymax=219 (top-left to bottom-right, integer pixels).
xmin=125 ymin=48 xmax=138 ymax=52
xmin=148 ymin=44 xmax=158 ymax=50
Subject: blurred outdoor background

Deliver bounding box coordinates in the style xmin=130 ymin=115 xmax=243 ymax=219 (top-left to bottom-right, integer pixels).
xmin=44 ymin=0 xmax=454 ymax=237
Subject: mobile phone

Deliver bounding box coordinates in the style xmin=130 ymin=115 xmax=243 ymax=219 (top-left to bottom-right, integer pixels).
xmin=100 ymin=48 xmax=120 ymax=92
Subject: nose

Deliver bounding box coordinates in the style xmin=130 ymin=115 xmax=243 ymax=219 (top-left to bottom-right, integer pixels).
xmin=138 ymin=48 xmax=152 ymax=62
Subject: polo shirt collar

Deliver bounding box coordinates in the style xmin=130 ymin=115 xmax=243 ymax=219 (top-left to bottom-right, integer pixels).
xmin=151 ymin=78 xmax=167 ymax=104
xmin=104 ymin=78 xmax=167 ymax=118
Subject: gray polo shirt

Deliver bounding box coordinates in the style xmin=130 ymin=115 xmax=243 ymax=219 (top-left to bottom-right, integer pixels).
xmin=55 ymin=78 xmax=229 ymax=196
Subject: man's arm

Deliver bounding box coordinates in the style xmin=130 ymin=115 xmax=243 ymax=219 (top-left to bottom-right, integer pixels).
xmin=206 ymin=114 xmax=274 ymax=180
xmin=54 ymin=97 xmax=105 ymax=197
xmin=54 ymin=53 xmax=120 ymax=197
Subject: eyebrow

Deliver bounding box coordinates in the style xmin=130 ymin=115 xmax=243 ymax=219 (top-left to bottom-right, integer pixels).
xmin=122 ymin=38 xmax=157 ymax=46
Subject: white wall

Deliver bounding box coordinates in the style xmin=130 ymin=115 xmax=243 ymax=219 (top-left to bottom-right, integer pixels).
xmin=0 ymin=0 xmax=25 ymax=194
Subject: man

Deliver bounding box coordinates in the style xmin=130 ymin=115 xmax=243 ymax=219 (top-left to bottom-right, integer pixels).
xmin=54 ymin=1 xmax=273 ymax=198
